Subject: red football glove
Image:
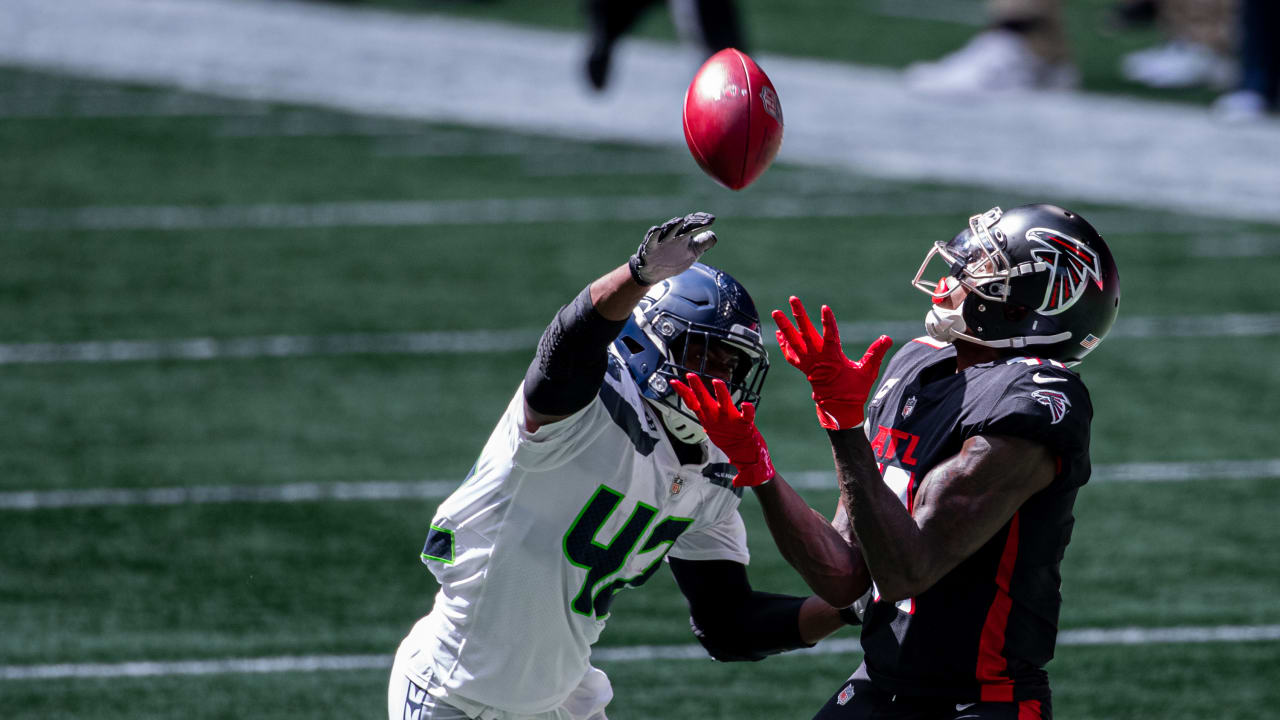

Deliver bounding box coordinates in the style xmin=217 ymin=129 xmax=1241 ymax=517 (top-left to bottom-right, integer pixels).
xmin=772 ymin=296 xmax=893 ymax=431
xmin=669 ymin=374 xmax=776 ymax=488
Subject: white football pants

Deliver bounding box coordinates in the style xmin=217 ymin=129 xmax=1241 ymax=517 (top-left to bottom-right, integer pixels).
xmin=388 ymin=638 xmax=612 ymax=720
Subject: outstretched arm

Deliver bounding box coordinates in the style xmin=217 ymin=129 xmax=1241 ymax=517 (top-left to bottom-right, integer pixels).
xmin=669 ymin=557 xmax=850 ymax=662
xmin=753 ymin=476 xmax=871 ymax=608
xmin=829 ymin=429 xmax=1054 ymax=602
xmin=523 ymin=212 xmax=717 ymax=431
xmin=669 ymin=375 xmax=870 ymax=608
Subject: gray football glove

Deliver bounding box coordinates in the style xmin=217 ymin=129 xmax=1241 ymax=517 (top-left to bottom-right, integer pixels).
xmin=628 ymin=212 xmax=718 ymax=286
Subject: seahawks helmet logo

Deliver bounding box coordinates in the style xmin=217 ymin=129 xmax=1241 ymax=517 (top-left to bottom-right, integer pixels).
xmin=1026 ymin=228 xmax=1105 ymax=316
xmin=1032 ymin=389 xmax=1071 ymax=424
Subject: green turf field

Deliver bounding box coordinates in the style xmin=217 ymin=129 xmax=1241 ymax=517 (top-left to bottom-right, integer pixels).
xmin=1 ymin=54 xmax=1278 ymax=720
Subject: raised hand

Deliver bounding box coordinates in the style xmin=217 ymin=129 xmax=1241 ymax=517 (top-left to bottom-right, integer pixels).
xmin=628 ymin=212 xmax=718 ymax=286
xmin=670 ymin=374 xmax=775 ymax=488
xmin=772 ymin=296 xmax=892 ymax=430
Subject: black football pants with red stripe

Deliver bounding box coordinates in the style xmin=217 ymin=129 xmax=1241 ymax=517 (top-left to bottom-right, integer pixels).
xmin=813 ymin=678 xmax=1051 ymax=720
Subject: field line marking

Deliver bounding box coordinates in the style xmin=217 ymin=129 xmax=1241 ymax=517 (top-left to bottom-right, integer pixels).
xmin=0 ymin=480 xmax=465 ymax=510
xmin=3 ymin=624 xmax=1279 ymax=680
xmin=0 ymin=90 xmax=268 ymax=118
xmin=3 ymin=194 xmax=1271 ymax=234
xmin=3 ymin=459 xmax=1279 ymax=511
xmin=786 ymin=458 xmax=1280 ymax=488
xmin=0 ymin=655 xmax=390 ymax=681
xmin=0 ymin=330 xmax=544 ymax=364
xmin=2 ymin=313 xmax=1278 ymax=366
xmin=0 ymin=192 xmax=994 ymax=232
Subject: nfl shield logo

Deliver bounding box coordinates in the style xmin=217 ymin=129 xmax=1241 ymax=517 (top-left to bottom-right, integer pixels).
xmin=670 ymin=476 xmax=684 ymax=495
xmin=902 ymin=396 xmax=917 ymax=419
xmin=836 ymin=684 xmax=854 ymax=706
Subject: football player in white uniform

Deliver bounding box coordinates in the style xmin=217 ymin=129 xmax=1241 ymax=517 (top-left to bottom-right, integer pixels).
xmin=388 ymin=212 xmax=852 ymax=720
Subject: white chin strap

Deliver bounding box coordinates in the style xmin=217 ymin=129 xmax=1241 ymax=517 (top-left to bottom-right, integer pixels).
xmin=924 ymin=305 xmax=1071 ymax=350
xmin=650 ymin=398 xmax=707 ymax=444
xmin=924 ymin=304 xmax=967 ymax=344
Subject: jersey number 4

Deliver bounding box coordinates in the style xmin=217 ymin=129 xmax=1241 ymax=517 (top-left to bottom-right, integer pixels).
xmin=562 ymin=484 xmax=692 ymax=619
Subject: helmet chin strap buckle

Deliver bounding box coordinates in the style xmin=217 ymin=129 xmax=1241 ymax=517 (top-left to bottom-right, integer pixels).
xmin=925 ymin=305 xmax=1072 ymax=351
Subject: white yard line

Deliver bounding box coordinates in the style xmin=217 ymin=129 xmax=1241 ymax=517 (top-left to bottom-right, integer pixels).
xmin=1 ymin=191 xmax=1269 ymax=233
xmin=3 ymin=624 xmax=1278 ymax=680
xmin=0 ymin=480 xmax=463 ymax=510
xmin=1114 ymin=313 xmax=1280 ymax=338
xmin=2 ymin=0 xmax=1278 ymax=223
xmin=0 ymin=89 xmax=269 ymax=118
xmin=0 ymin=191 xmax=996 ymax=232
xmin=3 ymin=459 xmax=1277 ymax=511
xmin=1187 ymin=234 xmax=1280 ymax=258
xmin=214 ymin=113 xmax=431 ymax=138
xmin=0 ymin=654 xmax=390 ymax=681
xmin=0 ymin=313 xmax=1276 ymax=366
xmin=0 ymin=329 xmax=543 ymax=364
xmin=789 ymin=458 xmax=1280 ymax=489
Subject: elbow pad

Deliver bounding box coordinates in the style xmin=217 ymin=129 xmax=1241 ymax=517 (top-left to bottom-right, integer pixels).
xmin=523 ymin=285 xmax=626 ymax=417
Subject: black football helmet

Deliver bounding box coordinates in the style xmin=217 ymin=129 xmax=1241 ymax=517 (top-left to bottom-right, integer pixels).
xmin=911 ymin=204 xmax=1121 ymax=364
xmin=612 ymin=263 xmax=769 ymax=443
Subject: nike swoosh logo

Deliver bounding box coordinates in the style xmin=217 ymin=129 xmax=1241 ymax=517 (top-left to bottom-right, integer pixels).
xmin=956 ymin=702 xmax=977 ymax=712
xmin=1033 ymin=372 xmax=1067 ymax=384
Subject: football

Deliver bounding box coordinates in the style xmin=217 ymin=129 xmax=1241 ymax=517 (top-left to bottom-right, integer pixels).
xmin=682 ymin=48 xmax=784 ymax=191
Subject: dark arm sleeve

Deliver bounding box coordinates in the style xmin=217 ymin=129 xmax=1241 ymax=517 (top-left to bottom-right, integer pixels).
xmin=668 ymin=557 xmax=811 ymax=662
xmin=523 ymin=285 xmax=627 ymax=417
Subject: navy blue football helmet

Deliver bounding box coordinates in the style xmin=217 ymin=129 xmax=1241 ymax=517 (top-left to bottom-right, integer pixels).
xmin=612 ymin=263 xmax=769 ymax=443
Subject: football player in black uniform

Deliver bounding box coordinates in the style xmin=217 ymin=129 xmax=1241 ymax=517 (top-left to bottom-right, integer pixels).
xmin=672 ymin=204 xmax=1120 ymax=719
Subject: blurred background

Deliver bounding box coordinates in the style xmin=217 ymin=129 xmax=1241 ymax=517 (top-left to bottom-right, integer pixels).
xmin=1 ymin=0 xmax=1278 ymax=718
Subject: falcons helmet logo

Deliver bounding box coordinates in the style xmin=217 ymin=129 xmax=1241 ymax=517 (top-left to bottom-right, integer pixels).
xmin=1032 ymin=389 xmax=1071 ymax=424
xmin=1026 ymin=228 xmax=1105 ymax=316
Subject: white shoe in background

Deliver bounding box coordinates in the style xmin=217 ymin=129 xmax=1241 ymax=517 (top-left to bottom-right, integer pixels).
xmin=1120 ymin=41 xmax=1236 ymax=89
xmin=904 ymin=30 xmax=1079 ymax=93
xmin=1212 ymin=90 xmax=1270 ymax=122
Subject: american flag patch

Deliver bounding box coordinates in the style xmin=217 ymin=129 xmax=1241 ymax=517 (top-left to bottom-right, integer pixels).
xmin=837 ymin=684 xmax=854 ymax=706
xmin=1080 ymin=334 xmax=1101 ymax=350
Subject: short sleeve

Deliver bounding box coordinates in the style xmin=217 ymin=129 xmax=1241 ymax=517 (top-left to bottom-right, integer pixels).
xmin=968 ymin=366 xmax=1093 ymax=486
xmin=511 ymin=383 xmax=611 ymax=473
xmin=668 ymin=509 xmax=751 ymax=565
xmin=974 ymin=370 xmax=1091 ymax=457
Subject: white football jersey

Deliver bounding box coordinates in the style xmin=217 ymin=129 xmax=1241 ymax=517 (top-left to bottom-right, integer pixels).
xmin=399 ymin=351 xmax=750 ymax=716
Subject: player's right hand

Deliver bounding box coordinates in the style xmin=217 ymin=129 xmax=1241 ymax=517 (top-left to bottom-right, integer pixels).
xmin=628 ymin=212 xmax=717 ymax=286
xmin=772 ymin=296 xmax=892 ymax=431
xmin=670 ymin=373 xmax=775 ymax=488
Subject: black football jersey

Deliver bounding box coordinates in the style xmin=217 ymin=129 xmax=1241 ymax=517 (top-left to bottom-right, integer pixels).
xmin=851 ymin=337 xmax=1093 ymax=703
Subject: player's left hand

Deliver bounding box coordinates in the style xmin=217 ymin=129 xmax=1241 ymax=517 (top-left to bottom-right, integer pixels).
xmin=628 ymin=212 xmax=718 ymax=286
xmin=670 ymin=374 xmax=775 ymax=487
xmin=772 ymin=296 xmax=893 ymax=431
